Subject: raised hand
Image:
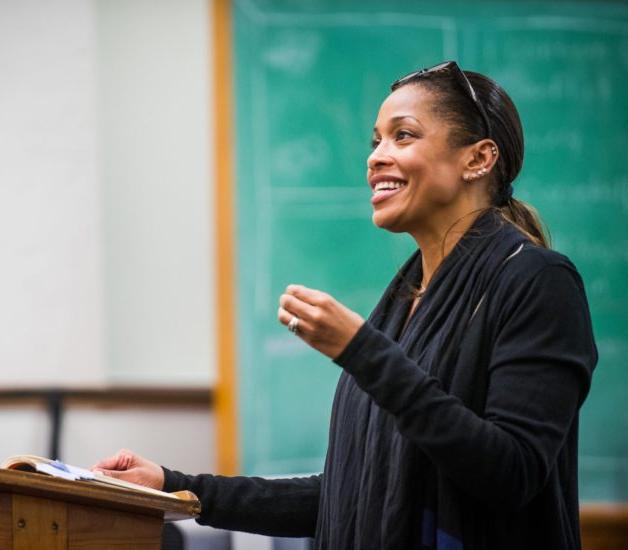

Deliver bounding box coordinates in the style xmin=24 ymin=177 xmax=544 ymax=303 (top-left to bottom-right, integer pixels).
xmin=91 ymin=449 xmax=164 ymax=490
xmin=278 ymin=284 xmax=364 ymax=360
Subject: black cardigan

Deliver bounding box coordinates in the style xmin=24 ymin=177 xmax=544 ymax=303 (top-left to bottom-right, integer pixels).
xmin=164 ymin=214 xmax=597 ymax=549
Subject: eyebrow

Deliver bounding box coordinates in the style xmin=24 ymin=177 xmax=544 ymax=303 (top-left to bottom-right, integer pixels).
xmin=373 ymin=115 xmax=423 ymax=133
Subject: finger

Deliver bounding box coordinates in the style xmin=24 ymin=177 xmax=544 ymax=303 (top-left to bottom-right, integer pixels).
xmin=93 ymin=468 xmax=126 ymax=479
xmin=277 ymin=306 xmax=289 ymax=326
xmin=279 ymin=293 xmax=318 ymax=321
xmin=91 ymin=449 xmax=135 ymax=471
xmin=278 ymin=306 xmax=314 ymax=334
xmin=286 ymin=284 xmax=330 ymax=307
xmin=91 ymin=454 xmax=125 ymax=471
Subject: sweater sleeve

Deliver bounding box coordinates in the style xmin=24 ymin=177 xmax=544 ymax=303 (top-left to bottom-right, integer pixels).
xmin=162 ymin=467 xmax=321 ymax=537
xmin=333 ymin=264 xmax=596 ymax=508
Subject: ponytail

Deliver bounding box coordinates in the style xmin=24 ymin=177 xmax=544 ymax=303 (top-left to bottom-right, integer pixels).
xmin=498 ymin=198 xmax=550 ymax=248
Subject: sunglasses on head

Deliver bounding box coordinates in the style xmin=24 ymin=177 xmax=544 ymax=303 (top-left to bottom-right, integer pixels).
xmin=391 ymin=61 xmax=491 ymax=139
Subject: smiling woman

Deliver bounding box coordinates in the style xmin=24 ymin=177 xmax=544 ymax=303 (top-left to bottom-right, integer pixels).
xmin=366 ymin=61 xmax=547 ymax=294
xmin=368 ymin=84 xmax=490 ymax=245
xmin=94 ymin=61 xmax=597 ymax=550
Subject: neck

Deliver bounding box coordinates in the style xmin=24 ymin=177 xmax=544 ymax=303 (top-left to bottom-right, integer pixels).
xmin=411 ymin=209 xmax=486 ymax=287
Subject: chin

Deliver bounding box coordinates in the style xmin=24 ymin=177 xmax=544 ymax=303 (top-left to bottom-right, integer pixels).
xmin=371 ymin=211 xmax=406 ymax=233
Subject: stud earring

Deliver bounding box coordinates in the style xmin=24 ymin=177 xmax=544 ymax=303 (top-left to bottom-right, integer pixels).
xmin=491 ymin=146 xmax=498 ymax=156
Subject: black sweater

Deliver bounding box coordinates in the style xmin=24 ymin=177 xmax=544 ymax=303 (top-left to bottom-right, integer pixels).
xmin=164 ymin=217 xmax=597 ymax=549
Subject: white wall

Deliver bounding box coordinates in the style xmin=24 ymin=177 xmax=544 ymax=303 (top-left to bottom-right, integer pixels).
xmin=61 ymin=406 xmax=214 ymax=474
xmin=0 ymin=0 xmax=213 ymax=387
xmin=0 ymin=404 xmax=214 ymax=474
xmin=0 ymin=406 xmax=49 ymax=458
xmin=98 ymin=0 xmax=215 ymax=386
xmin=0 ymin=0 xmax=216 ymax=472
xmin=0 ymin=0 xmax=106 ymax=387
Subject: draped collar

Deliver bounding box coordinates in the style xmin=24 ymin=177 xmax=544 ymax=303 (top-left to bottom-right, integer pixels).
xmin=369 ymin=210 xmax=529 ymax=370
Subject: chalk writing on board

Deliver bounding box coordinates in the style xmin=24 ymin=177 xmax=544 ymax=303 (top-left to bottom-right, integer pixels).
xmin=263 ymin=31 xmax=322 ymax=75
xmin=519 ymin=177 xmax=628 ymax=210
xmin=551 ymin=234 xmax=628 ymax=264
xmin=491 ymin=37 xmax=609 ymax=62
xmin=272 ymin=187 xmax=365 ymax=201
xmin=491 ymin=69 xmax=613 ymax=102
xmin=526 ymin=129 xmax=584 ymax=154
xmin=272 ymin=136 xmax=331 ymax=180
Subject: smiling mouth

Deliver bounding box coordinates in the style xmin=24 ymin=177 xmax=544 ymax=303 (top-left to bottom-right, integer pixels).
xmin=371 ymin=180 xmax=407 ymax=204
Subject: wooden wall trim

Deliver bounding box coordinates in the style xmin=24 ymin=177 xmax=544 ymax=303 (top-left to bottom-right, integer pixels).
xmin=0 ymin=387 xmax=212 ymax=459
xmin=581 ymin=503 xmax=628 ymax=550
xmin=0 ymin=388 xmax=212 ymax=409
xmin=581 ymin=502 xmax=628 ymax=525
xmin=211 ymin=0 xmax=239 ymax=475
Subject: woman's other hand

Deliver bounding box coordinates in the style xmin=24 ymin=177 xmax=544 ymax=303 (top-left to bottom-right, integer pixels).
xmin=278 ymin=285 xmax=365 ymax=360
xmin=91 ymin=449 xmax=164 ymax=490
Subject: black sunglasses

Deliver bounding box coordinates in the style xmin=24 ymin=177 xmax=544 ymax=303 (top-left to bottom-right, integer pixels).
xmin=391 ymin=61 xmax=491 ymax=139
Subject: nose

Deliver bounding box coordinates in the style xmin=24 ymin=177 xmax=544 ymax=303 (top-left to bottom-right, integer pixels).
xmin=367 ymin=140 xmax=394 ymax=171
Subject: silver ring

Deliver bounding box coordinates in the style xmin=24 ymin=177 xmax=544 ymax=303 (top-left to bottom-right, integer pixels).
xmin=287 ymin=316 xmax=300 ymax=334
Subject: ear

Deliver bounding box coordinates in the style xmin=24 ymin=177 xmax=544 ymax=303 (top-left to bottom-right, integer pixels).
xmin=461 ymin=140 xmax=498 ymax=182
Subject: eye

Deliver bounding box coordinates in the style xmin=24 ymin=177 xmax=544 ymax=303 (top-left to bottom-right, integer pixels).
xmin=395 ymin=129 xmax=415 ymax=141
xmin=370 ymin=136 xmax=381 ymax=149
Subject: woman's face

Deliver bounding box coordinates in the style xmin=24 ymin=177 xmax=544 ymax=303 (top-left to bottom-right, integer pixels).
xmin=367 ymin=85 xmax=471 ymax=235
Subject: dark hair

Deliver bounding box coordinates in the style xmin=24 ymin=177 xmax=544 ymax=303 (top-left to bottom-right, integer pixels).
xmin=391 ymin=66 xmax=549 ymax=248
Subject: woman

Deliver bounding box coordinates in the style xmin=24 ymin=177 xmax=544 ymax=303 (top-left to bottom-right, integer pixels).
xmin=94 ymin=61 xmax=597 ymax=549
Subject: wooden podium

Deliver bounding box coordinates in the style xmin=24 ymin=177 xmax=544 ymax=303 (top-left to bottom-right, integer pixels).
xmin=0 ymin=469 xmax=201 ymax=549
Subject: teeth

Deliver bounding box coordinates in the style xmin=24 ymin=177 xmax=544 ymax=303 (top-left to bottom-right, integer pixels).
xmin=373 ymin=181 xmax=405 ymax=192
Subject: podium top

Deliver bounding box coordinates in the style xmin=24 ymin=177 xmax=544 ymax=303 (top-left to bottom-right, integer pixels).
xmin=0 ymin=469 xmax=201 ymax=521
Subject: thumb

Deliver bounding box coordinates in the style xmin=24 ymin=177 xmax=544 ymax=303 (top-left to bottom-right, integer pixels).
xmin=91 ymin=450 xmax=134 ymax=471
xmin=91 ymin=459 xmax=116 ymax=471
xmin=93 ymin=468 xmax=127 ymax=479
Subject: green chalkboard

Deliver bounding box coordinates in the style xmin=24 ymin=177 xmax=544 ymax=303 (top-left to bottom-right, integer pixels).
xmin=234 ymin=0 xmax=628 ymax=501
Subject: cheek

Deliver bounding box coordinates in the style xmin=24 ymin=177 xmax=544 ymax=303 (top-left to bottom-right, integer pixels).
xmin=411 ymin=160 xmax=461 ymax=203
xmin=403 ymin=155 xmax=428 ymax=179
